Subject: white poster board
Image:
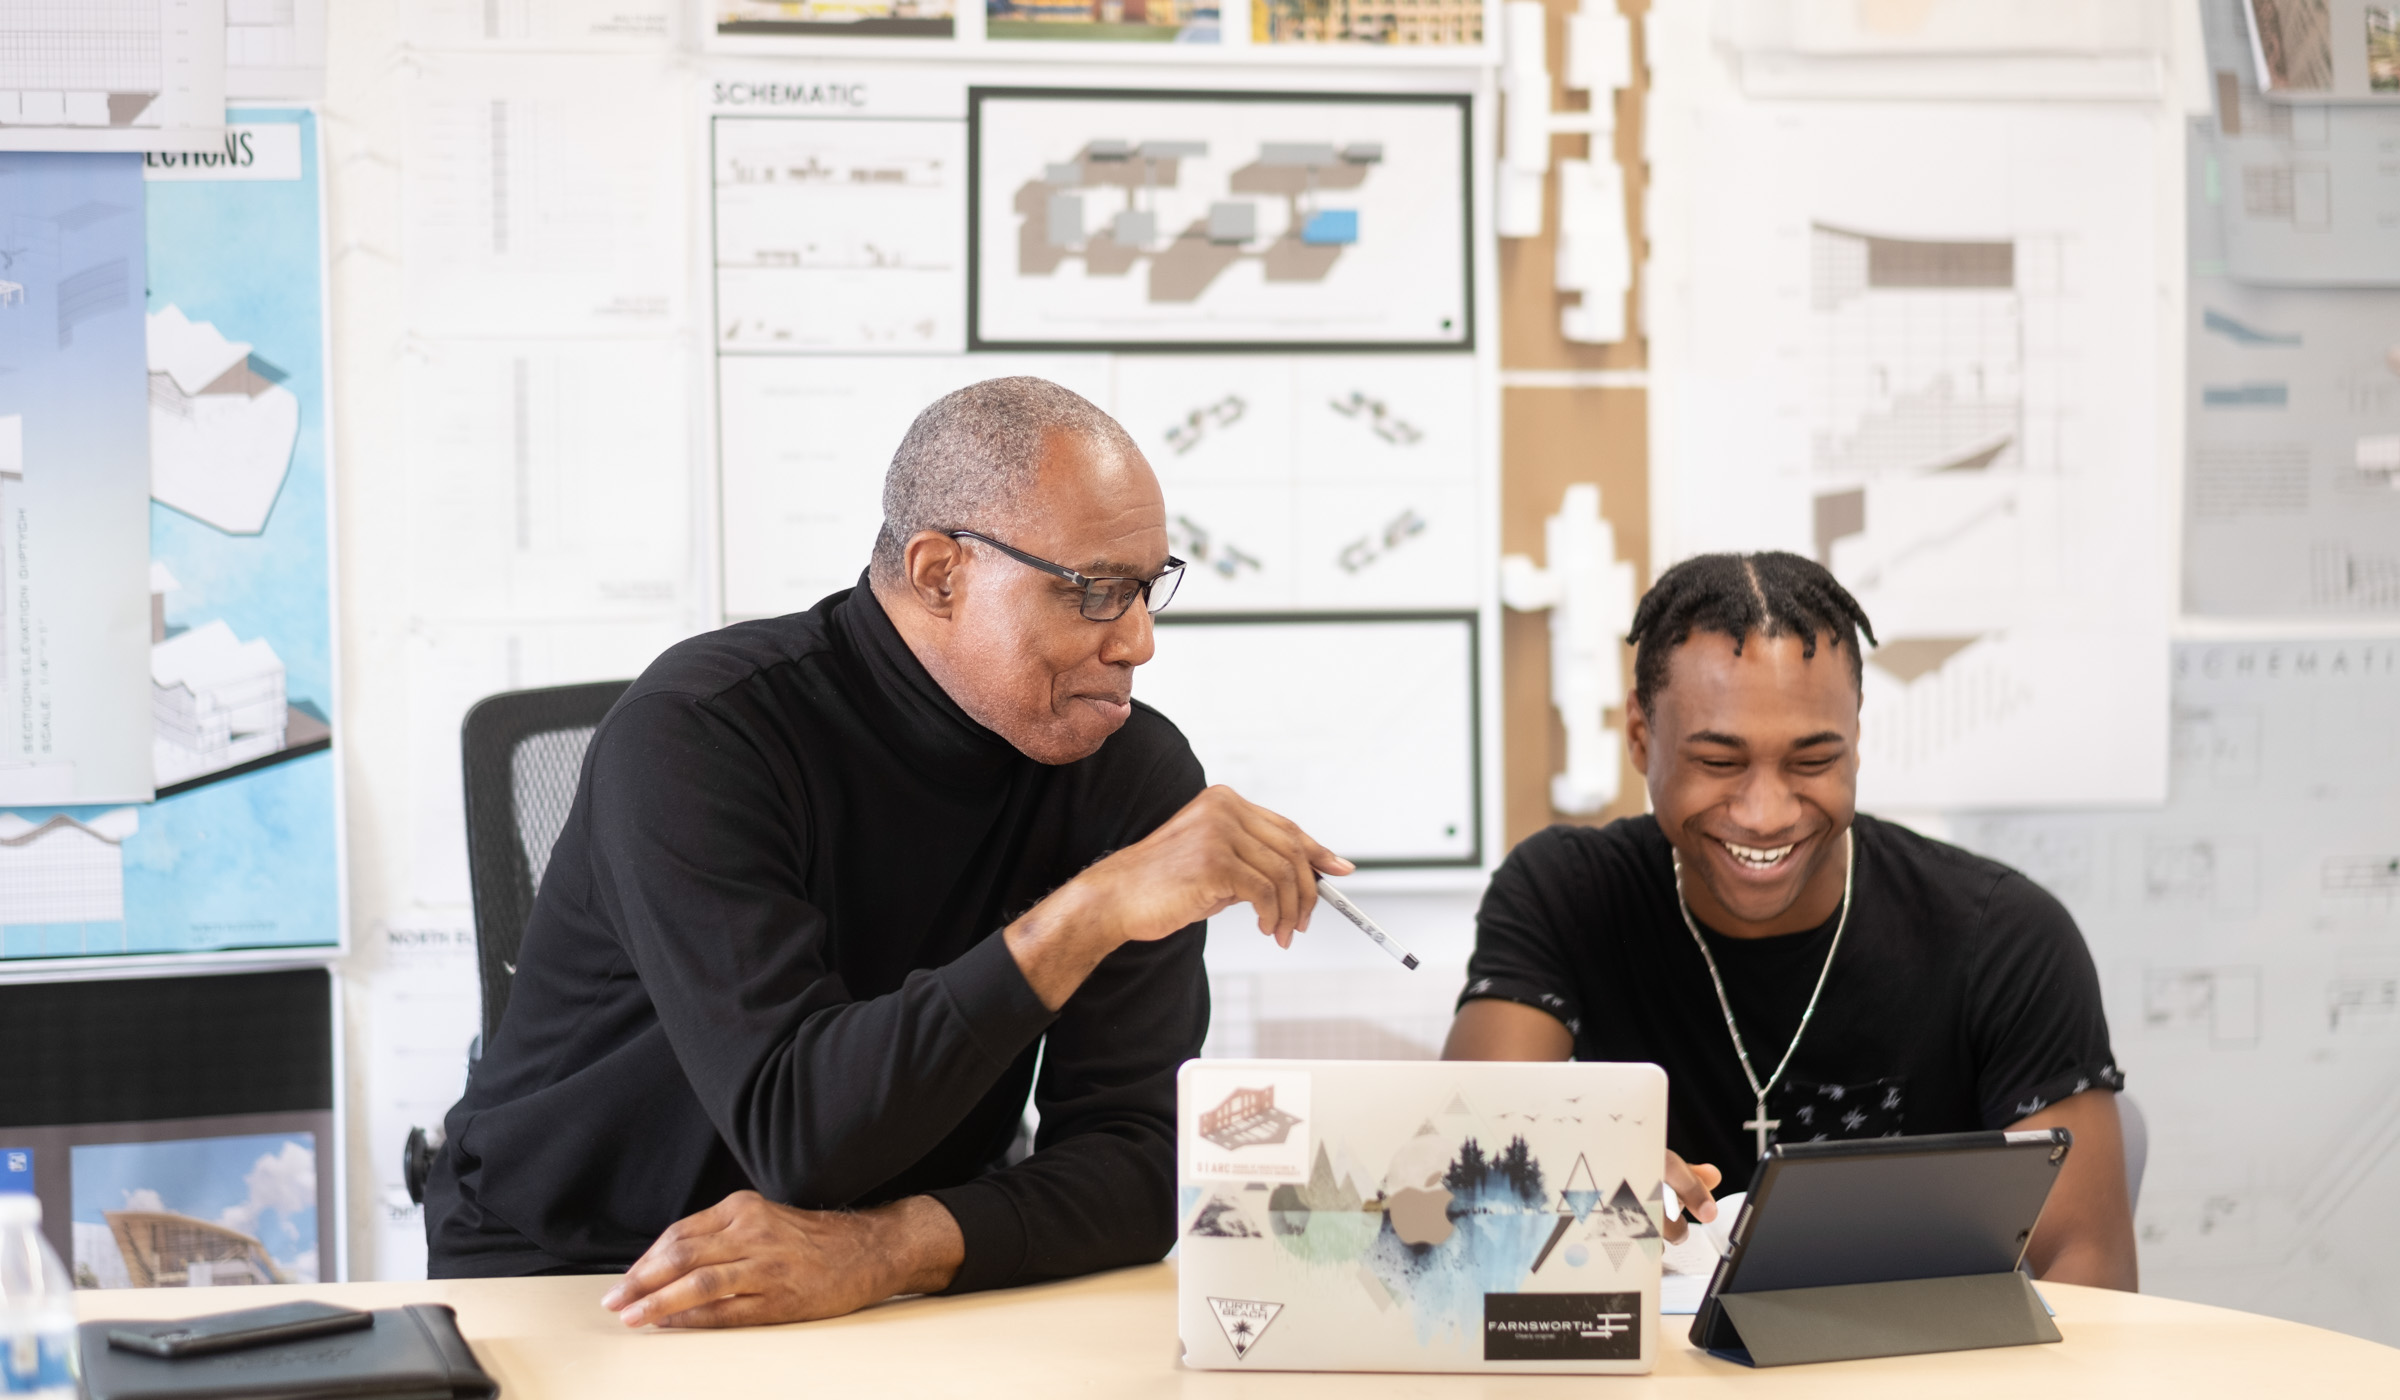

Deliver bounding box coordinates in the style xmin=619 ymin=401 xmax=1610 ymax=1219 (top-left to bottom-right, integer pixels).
xmin=1134 ymin=614 xmax=1479 ymax=867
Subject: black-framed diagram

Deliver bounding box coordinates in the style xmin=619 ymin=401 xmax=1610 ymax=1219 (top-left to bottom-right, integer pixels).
xmin=1137 ymin=611 xmax=1480 ymax=867
xmin=967 ymin=87 xmax=1473 ymax=351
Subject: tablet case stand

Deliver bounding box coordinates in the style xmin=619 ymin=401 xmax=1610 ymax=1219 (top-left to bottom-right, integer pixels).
xmin=1695 ymin=1270 xmax=2061 ymax=1368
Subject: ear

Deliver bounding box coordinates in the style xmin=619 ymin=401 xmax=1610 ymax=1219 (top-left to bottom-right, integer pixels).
xmin=1623 ymin=687 xmax=1652 ymax=774
xmin=901 ymin=531 xmax=968 ymax=619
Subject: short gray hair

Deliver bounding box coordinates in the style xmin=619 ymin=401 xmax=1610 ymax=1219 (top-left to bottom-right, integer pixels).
xmin=870 ymin=377 xmax=1139 ymax=586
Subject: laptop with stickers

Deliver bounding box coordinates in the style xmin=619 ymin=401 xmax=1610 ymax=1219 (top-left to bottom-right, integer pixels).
xmin=1176 ymin=1058 xmax=1669 ymax=1374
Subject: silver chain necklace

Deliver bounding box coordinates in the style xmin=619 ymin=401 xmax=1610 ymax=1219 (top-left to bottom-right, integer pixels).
xmin=1672 ymin=827 xmax=1856 ymax=1158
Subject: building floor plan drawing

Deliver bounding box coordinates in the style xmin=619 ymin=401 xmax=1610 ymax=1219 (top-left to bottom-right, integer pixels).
xmin=714 ymin=115 xmax=967 ymax=354
xmin=1952 ymin=639 xmax=2400 ymax=1346
xmin=971 ymin=89 xmax=1470 ymax=349
xmin=0 ymin=0 xmax=226 ymax=152
xmin=1647 ymin=84 xmax=2169 ymax=806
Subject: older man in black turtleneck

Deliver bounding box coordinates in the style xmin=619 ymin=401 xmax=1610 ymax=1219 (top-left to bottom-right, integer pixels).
xmin=424 ymin=377 xmax=1345 ymax=1326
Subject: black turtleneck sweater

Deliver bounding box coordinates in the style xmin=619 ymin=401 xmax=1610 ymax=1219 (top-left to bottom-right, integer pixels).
xmin=424 ymin=583 xmax=1209 ymax=1290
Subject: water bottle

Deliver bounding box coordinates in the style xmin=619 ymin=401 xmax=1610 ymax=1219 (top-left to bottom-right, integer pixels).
xmin=0 ymin=1194 xmax=77 ymax=1399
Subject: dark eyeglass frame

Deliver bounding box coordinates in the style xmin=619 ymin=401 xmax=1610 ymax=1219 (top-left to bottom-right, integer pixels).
xmin=948 ymin=530 xmax=1185 ymax=621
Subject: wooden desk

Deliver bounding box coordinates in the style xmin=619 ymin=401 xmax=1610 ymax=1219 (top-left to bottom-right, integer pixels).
xmin=78 ymin=1263 xmax=2400 ymax=1396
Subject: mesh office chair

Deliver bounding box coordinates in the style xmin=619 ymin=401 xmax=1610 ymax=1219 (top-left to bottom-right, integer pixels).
xmin=402 ymin=679 xmax=632 ymax=1206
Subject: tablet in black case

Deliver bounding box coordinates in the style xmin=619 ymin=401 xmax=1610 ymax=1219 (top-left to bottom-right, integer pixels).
xmin=1690 ymin=1128 xmax=2071 ymax=1367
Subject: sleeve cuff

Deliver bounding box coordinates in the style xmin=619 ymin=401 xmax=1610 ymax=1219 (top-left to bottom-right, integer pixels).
xmin=1457 ymin=974 xmax=1585 ymax=1038
xmin=1987 ymin=1058 xmax=2126 ymax=1127
xmin=926 ymin=1178 xmax=1027 ymax=1295
xmin=936 ymin=927 xmax=1060 ymax=1068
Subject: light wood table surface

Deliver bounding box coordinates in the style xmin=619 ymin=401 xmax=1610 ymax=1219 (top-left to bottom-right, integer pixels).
xmin=77 ymin=1262 xmax=2400 ymax=1396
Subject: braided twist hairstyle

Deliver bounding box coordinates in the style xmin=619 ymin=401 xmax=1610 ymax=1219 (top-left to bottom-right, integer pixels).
xmin=1626 ymin=552 xmax=1878 ymax=716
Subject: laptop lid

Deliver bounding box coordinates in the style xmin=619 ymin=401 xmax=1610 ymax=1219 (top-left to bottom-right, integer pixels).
xmin=1176 ymin=1059 xmax=1668 ymax=1374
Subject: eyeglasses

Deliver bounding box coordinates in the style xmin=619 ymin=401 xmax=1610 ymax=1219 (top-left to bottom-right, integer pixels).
xmin=949 ymin=530 xmax=1185 ymax=621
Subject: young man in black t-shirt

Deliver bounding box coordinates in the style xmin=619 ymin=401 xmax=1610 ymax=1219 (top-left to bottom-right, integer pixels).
xmin=1444 ymin=552 xmax=2137 ymax=1290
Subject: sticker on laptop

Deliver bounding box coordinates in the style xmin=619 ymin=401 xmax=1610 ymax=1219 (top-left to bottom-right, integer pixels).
xmin=1206 ymin=1297 xmax=1284 ymax=1360
xmin=1184 ymin=1068 xmax=1311 ymax=1182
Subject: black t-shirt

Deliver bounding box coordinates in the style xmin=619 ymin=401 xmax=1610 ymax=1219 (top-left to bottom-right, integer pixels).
xmin=425 ymin=580 xmax=1208 ymax=1290
xmin=1461 ymin=814 xmax=2121 ymax=1188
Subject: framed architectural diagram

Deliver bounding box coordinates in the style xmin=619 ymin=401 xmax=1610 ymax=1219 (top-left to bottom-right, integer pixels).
xmin=968 ymin=87 xmax=1473 ymax=350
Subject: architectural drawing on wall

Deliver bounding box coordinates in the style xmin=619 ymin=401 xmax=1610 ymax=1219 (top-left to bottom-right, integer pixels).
xmin=715 ymin=354 xmax=1112 ymax=619
xmin=1946 ymin=639 xmax=2400 ymax=1338
xmin=226 ymin=0 xmax=326 ymax=98
xmin=1257 ymin=0 xmax=1482 ymax=44
xmin=2324 ymin=853 xmax=2400 ymax=907
xmin=1136 ymin=615 xmax=1478 ymax=865
xmin=1647 ymin=86 xmax=2168 ymax=806
xmin=1811 ymin=224 xmax=2056 ymax=481
xmin=987 ymin=0 xmax=1218 ymax=43
xmin=716 ymin=0 xmax=956 ymax=36
xmin=0 ymin=0 xmax=224 ymax=150
xmin=2310 ymin=539 xmax=2400 ymax=606
xmin=714 ymin=117 xmax=966 ymax=354
xmin=0 ymin=156 xmax=157 ymax=806
xmin=400 ymin=0 xmax=667 ymax=51
xmin=0 ymin=809 xmax=136 ymax=933
xmin=2182 ymin=280 xmax=2400 ymax=614
xmin=2145 ymin=966 xmax=2264 ymax=1049
xmin=1115 ymin=355 xmax=1479 ymax=613
xmin=2138 ymin=835 xmax=2261 ymax=913
xmin=403 ymin=57 xmax=686 ymax=336
xmin=152 ymin=619 xmax=286 ymax=789
xmin=972 ymin=90 xmax=1470 ymax=348
xmin=148 ymin=305 xmax=298 ymax=535
xmin=2243 ymin=0 xmax=2400 ymax=99
xmin=2202 ymin=0 xmax=2400 ymax=284
xmin=1024 ymin=137 xmax=1382 ymax=302
xmin=2327 ymin=972 xmax=2398 ymax=1030
xmin=402 ymin=339 xmax=693 ymax=625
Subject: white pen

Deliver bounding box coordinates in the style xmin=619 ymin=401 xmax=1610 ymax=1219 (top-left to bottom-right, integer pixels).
xmin=1314 ymin=875 xmax=1419 ymax=970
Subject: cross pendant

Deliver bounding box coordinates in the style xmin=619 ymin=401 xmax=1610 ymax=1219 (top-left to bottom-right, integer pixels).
xmin=1744 ymin=1104 xmax=1779 ymax=1157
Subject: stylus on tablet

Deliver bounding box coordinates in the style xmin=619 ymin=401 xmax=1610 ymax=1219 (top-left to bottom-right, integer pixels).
xmin=1315 ymin=875 xmax=1419 ymax=970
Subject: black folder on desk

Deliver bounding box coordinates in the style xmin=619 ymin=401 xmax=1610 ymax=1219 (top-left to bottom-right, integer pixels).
xmin=1690 ymin=1129 xmax=2071 ymax=1368
xmin=80 ymin=1304 xmax=498 ymax=1400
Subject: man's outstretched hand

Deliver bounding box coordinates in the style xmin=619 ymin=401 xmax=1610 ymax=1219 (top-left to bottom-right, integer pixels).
xmin=602 ymin=1191 xmax=963 ymax=1329
xmin=1004 ymin=784 xmax=1350 ymax=1011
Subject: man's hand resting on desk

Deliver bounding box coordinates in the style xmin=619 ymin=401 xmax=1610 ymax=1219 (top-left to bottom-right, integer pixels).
xmin=603 ymin=1192 xmax=965 ymax=1328
xmin=1003 ymin=784 xmax=1351 ymax=1010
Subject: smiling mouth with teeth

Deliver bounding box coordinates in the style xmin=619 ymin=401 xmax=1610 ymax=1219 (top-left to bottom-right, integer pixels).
xmin=1716 ymin=836 xmax=1797 ymax=870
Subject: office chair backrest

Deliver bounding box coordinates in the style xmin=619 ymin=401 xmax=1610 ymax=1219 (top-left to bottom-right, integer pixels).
xmin=460 ymin=680 xmax=631 ymax=1047
xmin=2119 ymin=1090 xmax=2148 ymax=1213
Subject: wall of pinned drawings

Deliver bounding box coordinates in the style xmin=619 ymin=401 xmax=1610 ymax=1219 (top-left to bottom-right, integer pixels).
xmin=324 ymin=4 xmax=1508 ymax=1282
xmin=123 ymin=1 xmax=2400 ymax=1350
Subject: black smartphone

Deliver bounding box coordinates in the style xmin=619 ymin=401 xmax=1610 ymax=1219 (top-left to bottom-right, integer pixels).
xmin=105 ymin=1301 xmax=375 ymax=1359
